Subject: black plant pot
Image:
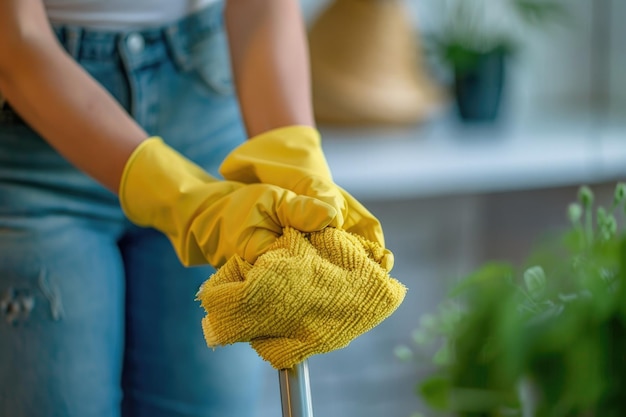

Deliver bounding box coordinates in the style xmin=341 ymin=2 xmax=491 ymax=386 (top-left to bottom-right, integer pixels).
xmin=454 ymin=50 xmax=505 ymax=123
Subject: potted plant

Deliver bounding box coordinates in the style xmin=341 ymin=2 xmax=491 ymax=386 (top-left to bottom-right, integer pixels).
xmin=425 ymin=0 xmax=567 ymax=122
xmin=396 ymin=183 xmax=626 ymax=416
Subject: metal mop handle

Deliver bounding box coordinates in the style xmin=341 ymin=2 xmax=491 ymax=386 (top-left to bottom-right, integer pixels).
xmin=278 ymin=360 xmax=314 ymax=417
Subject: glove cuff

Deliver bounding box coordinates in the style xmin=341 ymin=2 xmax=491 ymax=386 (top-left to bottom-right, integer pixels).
xmin=119 ymin=137 xmax=216 ymax=226
xmin=219 ymin=125 xmax=332 ymax=183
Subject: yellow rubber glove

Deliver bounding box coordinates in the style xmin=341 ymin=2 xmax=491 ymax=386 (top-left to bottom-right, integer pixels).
xmin=219 ymin=125 xmax=389 ymax=265
xmin=119 ymin=137 xmax=338 ymax=268
xmin=196 ymin=227 xmax=407 ymax=370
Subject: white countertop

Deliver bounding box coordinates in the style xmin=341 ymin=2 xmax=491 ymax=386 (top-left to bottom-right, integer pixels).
xmin=320 ymin=111 xmax=626 ymax=201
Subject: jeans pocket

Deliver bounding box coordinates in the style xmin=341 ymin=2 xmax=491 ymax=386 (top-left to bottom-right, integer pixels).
xmin=189 ymin=29 xmax=234 ymax=96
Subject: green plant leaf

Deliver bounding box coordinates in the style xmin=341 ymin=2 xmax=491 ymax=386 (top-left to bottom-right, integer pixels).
xmin=578 ymin=185 xmax=594 ymax=208
xmin=449 ymin=262 xmax=515 ymax=298
xmin=433 ymin=344 xmax=453 ymax=366
xmin=523 ymin=266 xmax=546 ymax=300
xmin=411 ymin=328 xmax=433 ymax=346
xmin=613 ymin=182 xmax=626 ymax=207
xmin=419 ymin=376 xmax=452 ymax=410
xmin=567 ymin=202 xmax=582 ymax=224
xmin=394 ymin=345 xmax=414 ymax=362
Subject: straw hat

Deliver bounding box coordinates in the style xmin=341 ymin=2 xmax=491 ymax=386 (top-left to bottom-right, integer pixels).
xmin=308 ymin=0 xmax=443 ymax=125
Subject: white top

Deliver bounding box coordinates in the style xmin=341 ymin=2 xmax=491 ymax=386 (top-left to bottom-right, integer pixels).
xmin=45 ymin=0 xmax=219 ymax=30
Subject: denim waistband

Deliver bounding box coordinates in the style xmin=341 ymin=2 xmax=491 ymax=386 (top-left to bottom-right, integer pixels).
xmin=53 ymin=1 xmax=225 ymax=72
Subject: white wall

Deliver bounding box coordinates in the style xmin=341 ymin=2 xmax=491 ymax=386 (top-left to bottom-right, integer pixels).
xmin=609 ymin=0 xmax=626 ymax=113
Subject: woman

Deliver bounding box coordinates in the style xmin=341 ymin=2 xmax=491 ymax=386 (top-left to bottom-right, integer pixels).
xmin=0 ymin=0 xmax=386 ymax=416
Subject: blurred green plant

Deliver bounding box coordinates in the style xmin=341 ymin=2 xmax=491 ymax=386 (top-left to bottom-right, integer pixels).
xmin=397 ymin=183 xmax=626 ymax=417
xmin=426 ymin=0 xmax=568 ymax=73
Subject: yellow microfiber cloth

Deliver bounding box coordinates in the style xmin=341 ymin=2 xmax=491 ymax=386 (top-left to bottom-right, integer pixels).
xmin=196 ymin=226 xmax=407 ymax=369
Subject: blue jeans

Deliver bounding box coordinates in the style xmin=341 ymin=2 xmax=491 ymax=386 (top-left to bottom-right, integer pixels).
xmin=0 ymin=4 xmax=265 ymax=417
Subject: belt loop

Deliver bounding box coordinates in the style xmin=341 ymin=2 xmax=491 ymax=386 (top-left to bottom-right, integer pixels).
xmin=64 ymin=26 xmax=83 ymax=59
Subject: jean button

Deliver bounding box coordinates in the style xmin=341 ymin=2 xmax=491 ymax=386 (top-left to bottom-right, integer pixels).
xmin=126 ymin=32 xmax=145 ymax=54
